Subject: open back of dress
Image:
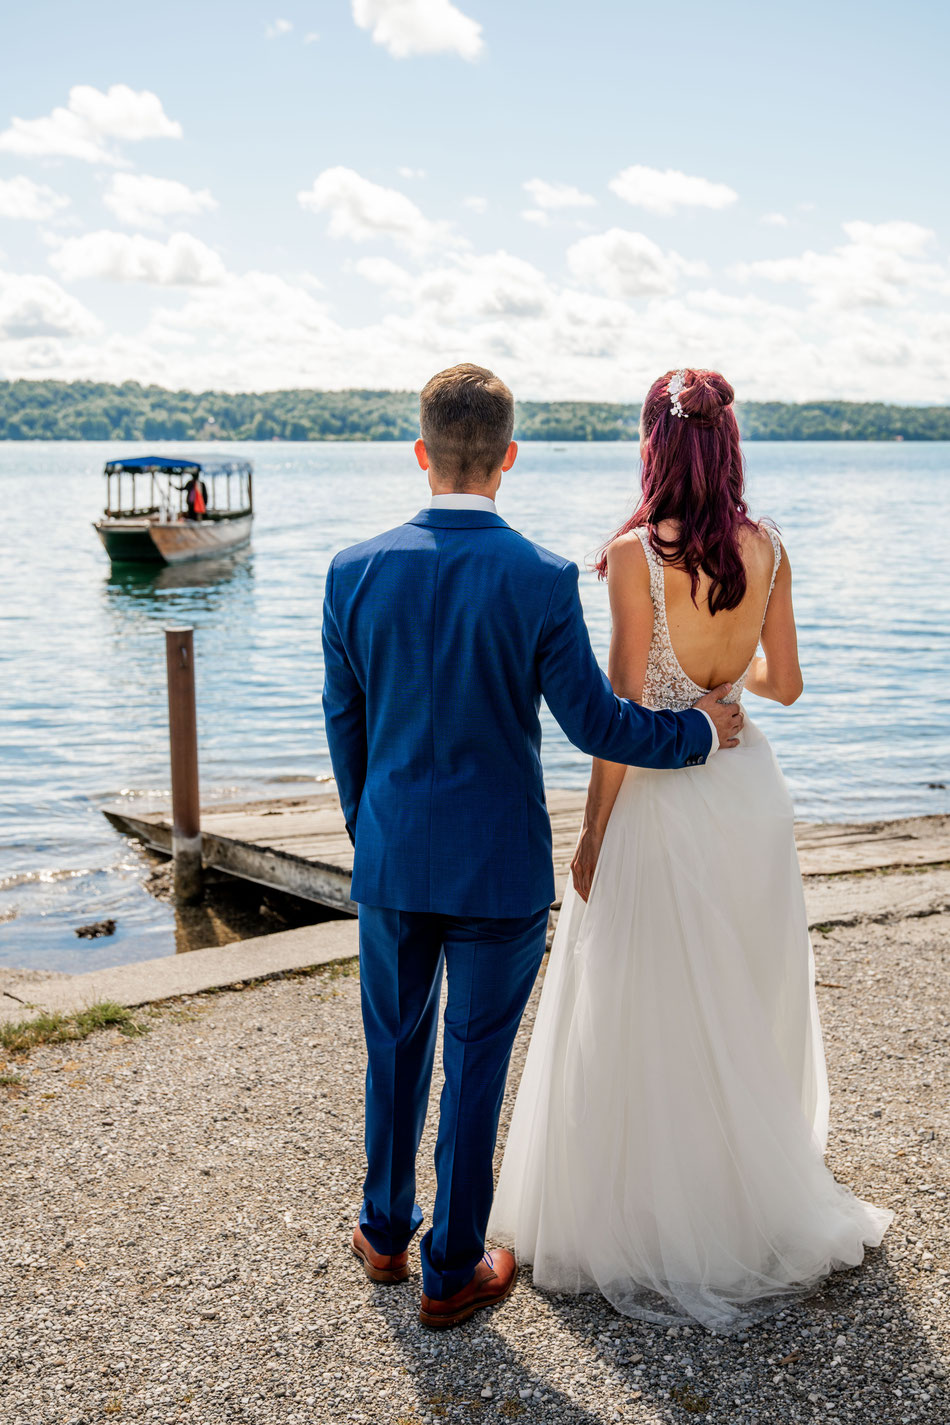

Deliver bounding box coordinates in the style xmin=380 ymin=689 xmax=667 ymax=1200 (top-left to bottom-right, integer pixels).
xmin=634 ymin=524 xmax=781 ymax=709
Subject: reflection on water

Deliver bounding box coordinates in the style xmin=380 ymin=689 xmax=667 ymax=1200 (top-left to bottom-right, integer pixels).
xmin=100 ymin=549 xmax=257 ymax=660
xmin=1 ymin=439 xmax=948 ymax=973
xmin=106 ymin=548 xmax=255 ymax=596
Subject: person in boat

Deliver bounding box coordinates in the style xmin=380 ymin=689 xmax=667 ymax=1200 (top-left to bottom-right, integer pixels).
xmin=176 ymin=472 xmax=208 ymax=520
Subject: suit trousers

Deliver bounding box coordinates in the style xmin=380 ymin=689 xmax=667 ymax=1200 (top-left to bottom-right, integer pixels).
xmin=357 ymin=903 xmax=549 ymax=1300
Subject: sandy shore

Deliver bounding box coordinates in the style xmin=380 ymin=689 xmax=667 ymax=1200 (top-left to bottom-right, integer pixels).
xmin=1 ymin=859 xmax=948 ymax=1424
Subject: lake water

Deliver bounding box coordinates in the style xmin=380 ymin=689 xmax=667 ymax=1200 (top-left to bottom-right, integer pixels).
xmin=2 ymin=440 xmax=948 ymax=974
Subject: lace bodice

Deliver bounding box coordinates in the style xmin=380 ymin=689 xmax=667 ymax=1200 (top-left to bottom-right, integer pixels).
xmin=633 ymin=525 xmax=782 ymax=712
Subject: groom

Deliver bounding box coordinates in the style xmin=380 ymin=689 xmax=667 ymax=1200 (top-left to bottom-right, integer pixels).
xmin=322 ymin=363 xmax=742 ymax=1329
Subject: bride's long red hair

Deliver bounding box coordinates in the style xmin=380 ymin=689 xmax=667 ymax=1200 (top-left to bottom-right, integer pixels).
xmin=596 ymin=368 xmax=756 ymax=614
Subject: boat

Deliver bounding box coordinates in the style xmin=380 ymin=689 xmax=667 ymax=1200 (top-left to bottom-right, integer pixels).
xmin=93 ymin=455 xmax=253 ymax=565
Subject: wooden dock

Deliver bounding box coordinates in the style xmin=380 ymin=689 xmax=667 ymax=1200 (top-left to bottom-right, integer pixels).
xmin=103 ymin=792 xmax=950 ymax=916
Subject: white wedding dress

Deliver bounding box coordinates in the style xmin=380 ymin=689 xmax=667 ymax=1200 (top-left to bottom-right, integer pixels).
xmin=489 ymin=526 xmax=892 ymax=1333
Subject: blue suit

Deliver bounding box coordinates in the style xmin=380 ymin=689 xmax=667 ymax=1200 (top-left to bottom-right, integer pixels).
xmin=322 ymin=506 xmax=711 ymax=1297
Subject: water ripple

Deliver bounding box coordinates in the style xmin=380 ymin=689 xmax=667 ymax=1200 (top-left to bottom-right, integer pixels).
xmin=0 ymin=439 xmax=947 ymax=970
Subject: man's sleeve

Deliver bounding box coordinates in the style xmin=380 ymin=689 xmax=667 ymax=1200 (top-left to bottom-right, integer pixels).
xmin=537 ymin=562 xmax=712 ymax=769
xmin=321 ymin=560 xmax=367 ymax=845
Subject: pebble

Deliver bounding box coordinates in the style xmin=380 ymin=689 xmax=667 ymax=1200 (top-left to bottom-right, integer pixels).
xmin=0 ymin=907 xmax=948 ymax=1423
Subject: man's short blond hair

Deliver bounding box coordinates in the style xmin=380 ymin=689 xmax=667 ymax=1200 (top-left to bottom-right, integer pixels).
xmin=419 ymin=363 xmax=514 ymax=488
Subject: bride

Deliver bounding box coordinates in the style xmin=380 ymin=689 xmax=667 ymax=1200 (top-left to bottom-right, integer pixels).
xmin=488 ymin=367 xmax=892 ymax=1333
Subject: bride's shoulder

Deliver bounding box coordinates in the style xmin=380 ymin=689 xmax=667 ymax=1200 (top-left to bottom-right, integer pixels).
xmin=604 ymin=529 xmax=651 ymax=586
xmin=740 ymin=521 xmax=787 ymax=589
xmin=742 ymin=519 xmax=781 ymax=558
xmin=605 ymin=528 xmax=649 ymax=565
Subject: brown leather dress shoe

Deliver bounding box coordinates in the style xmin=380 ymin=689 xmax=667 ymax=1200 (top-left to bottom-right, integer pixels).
xmin=419 ymin=1249 xmax=518 ymax=1330
xmin=351 ymin=1225 xmax=410 ymax=1284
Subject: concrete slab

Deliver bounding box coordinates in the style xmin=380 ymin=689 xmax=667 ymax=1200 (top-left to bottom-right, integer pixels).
xmin=803 ymin=867 xmax=950 ymax=928
xmin=0 ymin=992 xmax=31 ymax=1026
xmin=795 ymin=814 xmax=950 ymax=876
xmin=2 ymin=865 xmax=946 ymax=1031
xmin=1 ymin=919 xmax=359 ymax=1022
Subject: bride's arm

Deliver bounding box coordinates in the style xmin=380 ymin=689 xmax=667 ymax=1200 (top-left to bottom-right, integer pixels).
xmin=744 ymin=544 xmax=804 ymax=705
xmin=572 ymin=537 xmax=653 ymax=901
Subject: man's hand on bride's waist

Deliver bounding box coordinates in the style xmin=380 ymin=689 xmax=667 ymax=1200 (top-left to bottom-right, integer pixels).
xmin=694 ymin=684 xmax=744 ymax=751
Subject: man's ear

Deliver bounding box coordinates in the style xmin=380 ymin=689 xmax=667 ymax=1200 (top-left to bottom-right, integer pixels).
xmin=414 ymin=437 xmax=430 ymax=472
xmin=501 ymin=440 xmax=518 ymax=473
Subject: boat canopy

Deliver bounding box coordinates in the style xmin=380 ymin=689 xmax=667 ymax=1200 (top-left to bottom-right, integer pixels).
xmin=103 ymin=455 xmax=253 ymax=477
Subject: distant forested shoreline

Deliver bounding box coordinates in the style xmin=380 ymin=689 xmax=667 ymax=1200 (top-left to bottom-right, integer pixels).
xmin=1 ymin=380 xmax=949 ymax=442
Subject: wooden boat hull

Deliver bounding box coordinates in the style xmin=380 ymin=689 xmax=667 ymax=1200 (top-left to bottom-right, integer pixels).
xmin=148 ymin=514 xmax=253 ymax=565
xmin=95 ymin=513 xmax=253 ymax=565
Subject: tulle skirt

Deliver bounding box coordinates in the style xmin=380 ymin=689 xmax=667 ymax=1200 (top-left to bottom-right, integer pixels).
xmin=488 ymin=716 xmax=892 ymax=1332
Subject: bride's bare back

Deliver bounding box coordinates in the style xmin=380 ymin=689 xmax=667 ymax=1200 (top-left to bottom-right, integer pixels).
xmin=604 ymin=519 xmax=803 ymax=709
xmin=655 ymin=519 xmax=778 ymax=690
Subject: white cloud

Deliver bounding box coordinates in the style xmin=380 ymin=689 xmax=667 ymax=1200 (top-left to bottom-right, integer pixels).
xmin=0 ymin=270 xmax=100 ymax=339
xmin=0 ymin=176 xmax=69 ymax=221
xmin=136 ymin=270 xmax=353 ymax=389
xmin=266 ymin=17 xmax=293 ymax=37
xmin=304 ymin=31 xmax=320 ymax=43
xmin=6 ymin=245 xmax=950 ymax=403
xmin=49 ymin=230 xmax=226 ymax=286
xmin=609 ymin=165 xmax=738 ymax=216
xmin=761 ymin=212 xmax=789 ymax=227
xmin=398 ymin=166 xmax=426 ymax=179
xmin=102 ymin=174 xmax=218 ymax=230
xmin=462 ymin=195 xmax=487 ymax=213
xmin=352 ymin=0 xmax=483 ymax=60
xmin=3 ymin=181 xmax=949 ymax=404
xmin=298 ymin=166 xmax=460 ymax=253
xmin=521 ymin=209 xmax=549 ymax=227
xmin=393 ymin=251 xmax=555 ymax=321
xmin=523 ymin=178 xmax=596 ymax=211
xmin=740 ymin=219 xmax=942 ymax=308
xmin=147 ymin=271 xmax=334 ymax=344
xmin=0 ymin=84 xmax=182 ymax=166
xmin=567 ymin=228 xmax=706 ymax=299
xmin=842 ymin=219 xmax=935 ymax=256
xmin=352 ymin=256 xmax=414 ymax=291
xmin=68 ymin=85 xmax=181 ymax=142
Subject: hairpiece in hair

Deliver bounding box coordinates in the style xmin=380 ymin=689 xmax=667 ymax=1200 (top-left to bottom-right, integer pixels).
xmin=668 ymin=369 xmax=688 ymax=419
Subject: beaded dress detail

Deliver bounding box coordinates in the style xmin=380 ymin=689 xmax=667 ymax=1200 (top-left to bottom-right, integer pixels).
xmin=634 ymin=523 xmax=782 ymax=712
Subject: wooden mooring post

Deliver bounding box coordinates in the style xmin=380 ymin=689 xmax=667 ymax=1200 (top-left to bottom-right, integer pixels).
xmin=164 ymin=626 xmax=203 ymax=903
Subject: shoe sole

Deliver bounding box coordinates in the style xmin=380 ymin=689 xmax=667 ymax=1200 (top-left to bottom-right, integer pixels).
xmin=351 ymin=1242 xmax=410 ymax=1285
xmin=418 ymin=1263 xmax=519 ymax=1330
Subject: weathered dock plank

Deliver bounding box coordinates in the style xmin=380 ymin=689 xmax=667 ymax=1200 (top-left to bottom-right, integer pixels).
xmin=794 ymin=815 xmax=950 ymax=876
xmin=103 ymin=793 xmax=356 ymax=914
xmin=103 ymin=791 xmax=950 ymax=916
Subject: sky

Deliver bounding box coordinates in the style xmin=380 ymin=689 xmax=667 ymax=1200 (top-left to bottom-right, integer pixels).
xmin=1 ymin=0 xmax=948 ymax=402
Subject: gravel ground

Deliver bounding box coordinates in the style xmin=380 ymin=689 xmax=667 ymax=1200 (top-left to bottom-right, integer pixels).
xmin=1 ymin=890 xmax=948 ymax=1425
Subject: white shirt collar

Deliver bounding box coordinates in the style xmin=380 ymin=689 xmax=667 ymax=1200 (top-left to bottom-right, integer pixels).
xmin=429 ymin=493 xmax=497 ymax=513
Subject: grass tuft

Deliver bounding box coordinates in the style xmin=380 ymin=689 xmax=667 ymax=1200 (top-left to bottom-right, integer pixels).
xmin=0 ymin=1001 xmax=147 ymax=1058
xmin=74 ymin=1002 xmax=148 ymax=1038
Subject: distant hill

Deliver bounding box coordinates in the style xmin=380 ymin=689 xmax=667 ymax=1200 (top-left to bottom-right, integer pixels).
xmin=1 ymin=380 xmax=949 ymax=442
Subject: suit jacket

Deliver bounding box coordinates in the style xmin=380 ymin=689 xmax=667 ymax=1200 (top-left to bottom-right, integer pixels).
xmin=322 ymin=507 xmax=712 ymax=917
